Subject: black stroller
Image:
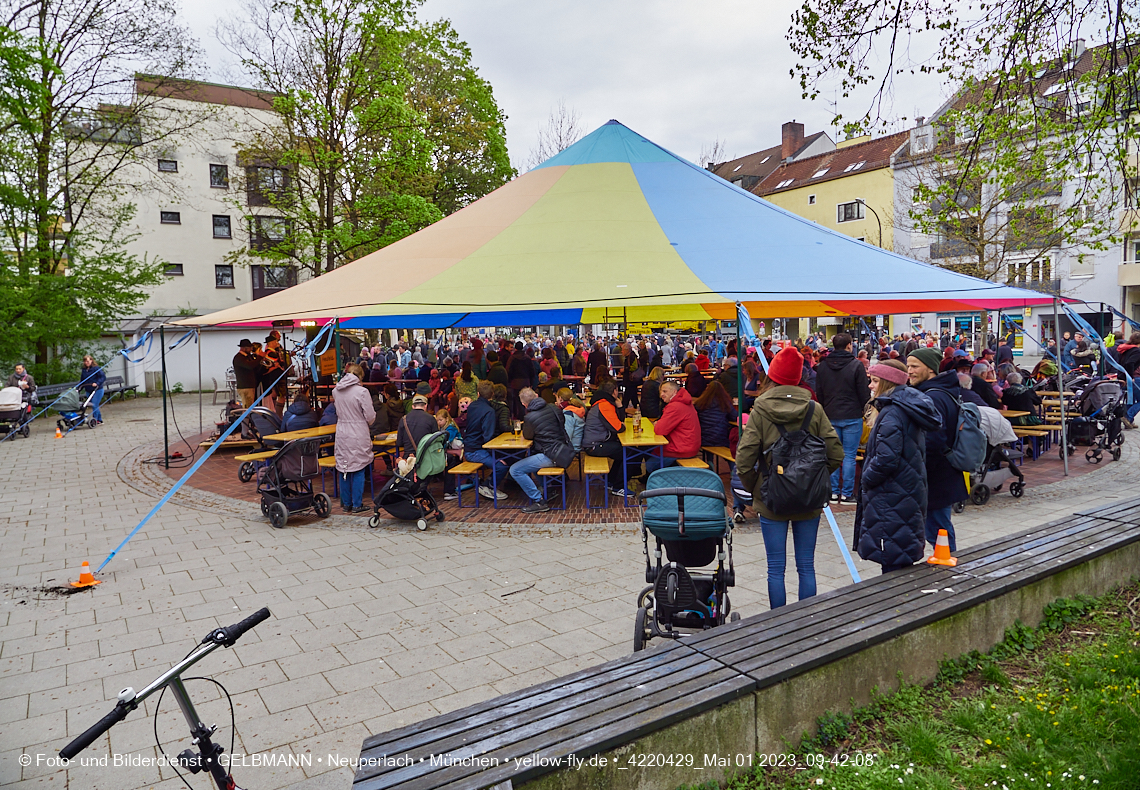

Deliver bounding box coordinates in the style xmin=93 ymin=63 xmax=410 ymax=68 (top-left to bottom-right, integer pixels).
xmin=236 ymin=407 xmax=285 ymax=482
xmin=257 ymin=437 xmax=331 ymax=528
xmin=1062 ymin=379 xmax=1126 ymax=464
xmin=634 ymin=467 xmax=737 ymax=651
xmin=55 ymin=388 xmax=96 ymax=432
xmin=368 ymin=430 xmax=448 ymax=531
xmin=0 ymin=387 xmax=33 ymax=438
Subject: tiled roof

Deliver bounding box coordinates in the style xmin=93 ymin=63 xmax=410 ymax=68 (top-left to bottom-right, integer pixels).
xmin=711 ymin=131 xmax=831 ymax=182
xmin=754 ymin=131 xmax=909 ymax=195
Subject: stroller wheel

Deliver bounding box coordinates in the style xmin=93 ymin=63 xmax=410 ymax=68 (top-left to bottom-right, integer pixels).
xmin=21 ymin=424 xmax=29 ymax=437
xmin=260 ymin=500 xmax=269 ymax=517
xmin=416 ymin=518 xmax=428 ymax=531
xmin=637 ymin=585 xmax=655 ymax=610
xmin=313 ymin=493 xmax=331 ymax=518
xmin=1111 ymin=446 xmax=1122 ymax=462
xmin=238 ymin=462 xmax=256 ymax=483
xmin=1085 ymin=448 xmax=1102 ymax=464
xmin=368 ymin=514 xmax=380 ymax=529
xmin=952 ymin=501 xmax=966 ymax=515
xmin=970 ymin=485 xmax=990 ymax=507
xmin=1010 ymin=482 xmax=1025 ymax=498
xmin=435 ymin=512 xmax=445 ymax=522
xmin=730 ymin=611 xmax=741 ymax=623
xmin=268 ymin=501 xmax=289 ymax=529
xmin=633 ymin=606 xmax=650 ymax=652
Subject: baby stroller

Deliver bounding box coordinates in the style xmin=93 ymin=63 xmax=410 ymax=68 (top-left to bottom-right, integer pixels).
xmin=55 ymin=389 xmax=96 ymax=432
xmin=368 ymin=430 xmax=448 ymax=531
xmin=235 ymin=406 xmax=285 ymax=481
xmin=1062 ymin=379 xmax=1125 ymax=463
xmin=956 ymin=407 xmax=1025 ymax=510
xmin=634 ymin=467 xmax=737 ymax=652
xmin=257 ymin=437 xmax=331 ymax=528
xmin=0 ymin=387 xmax=33 ymax=438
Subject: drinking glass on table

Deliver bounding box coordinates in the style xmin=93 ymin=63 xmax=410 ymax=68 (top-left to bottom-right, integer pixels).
xmin=513 ymin=420 xmax=522 ymax=438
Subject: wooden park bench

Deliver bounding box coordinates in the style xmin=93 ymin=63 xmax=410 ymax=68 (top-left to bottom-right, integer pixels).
xmin=701 ymin=445 xmax=734 ymax=473
xmin=103 ymin=375 xmax=138 ymax=400
xmin=352 ymin=497 xmax=1140 ymax=790
xmin=675 ymin=457 xmax=709 ymax=469
xmin=537 ymin=466 xmax=567 ymax=510
xmin=35 ymin=382 xmax=78 ymax=401
xmin=448 ymin=461 xmax=484 ymax=508
xmin=582 ymin=456 xmax=613 ymax=509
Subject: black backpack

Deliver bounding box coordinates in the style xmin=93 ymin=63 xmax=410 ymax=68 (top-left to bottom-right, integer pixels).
xmin=759 ymin=401 xmax=832 ymax=516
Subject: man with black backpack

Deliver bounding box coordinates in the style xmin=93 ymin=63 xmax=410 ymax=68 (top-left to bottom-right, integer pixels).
xmin=906 ymin=347 xmax=970 ymax=552
xmin=736 ymin=347 xmax=843 ymax=609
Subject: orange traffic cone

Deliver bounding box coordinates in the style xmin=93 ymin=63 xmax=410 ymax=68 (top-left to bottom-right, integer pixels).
xmin=55 ymin=425 xmax=62 ymax=439
xmin=927 ymin=529 xmax=958 ymax=567
xmin=70 ymin=561 xmax=101 ymax=588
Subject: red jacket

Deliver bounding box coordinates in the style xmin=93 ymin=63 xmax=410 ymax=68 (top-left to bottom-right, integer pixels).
xmin=654 ymin=388 xmax=701 ymax=458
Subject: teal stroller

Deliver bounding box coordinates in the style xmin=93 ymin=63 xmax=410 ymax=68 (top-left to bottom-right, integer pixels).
xmin=634 ymin=467 xmax=738 ymax=651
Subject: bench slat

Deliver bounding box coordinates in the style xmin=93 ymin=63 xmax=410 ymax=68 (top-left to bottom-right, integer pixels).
xmin=536 ymin=467 xmax=565 ymax=476
xmin=582 ymin=457 xmax=613 ymax=474
xmin=675 ymin=458 xmax=709 ymax=469
xmin=448 ymin=462 xmax=483 ymax=475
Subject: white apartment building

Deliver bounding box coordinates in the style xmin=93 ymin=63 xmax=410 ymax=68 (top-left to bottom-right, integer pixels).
xmin=78 ymin=78 xmax=308 ymax=393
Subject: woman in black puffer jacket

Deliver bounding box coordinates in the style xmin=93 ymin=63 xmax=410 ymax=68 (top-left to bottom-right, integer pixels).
xmin=854 ymin=366 xmax=942 ymax=574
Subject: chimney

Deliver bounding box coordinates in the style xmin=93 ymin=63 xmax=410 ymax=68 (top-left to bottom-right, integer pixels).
xmin=915 ymin=115 xmax=925 ymax=127
xmin=1074 ymin=38 xmax=1086 ymax=60
xmin=781 ymin=120 xmax=804 ymax=162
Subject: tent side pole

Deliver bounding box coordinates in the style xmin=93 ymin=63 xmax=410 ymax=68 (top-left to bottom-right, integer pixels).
xmin=197 ymin=328 xmax=203 ymax=435
xmin=1054 ymin=298 xmax=1068 ymax=476
xmin=160 ymin=324 xmax=169 ymax=470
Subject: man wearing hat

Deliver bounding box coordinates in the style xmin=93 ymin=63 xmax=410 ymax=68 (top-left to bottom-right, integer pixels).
xmin=396 ymin=393 xmax=437 ymax=457
xmin=905 ymin=347 xmax=968 ymax=552
xmin=232 ymin=339 xmax=260 ymax=408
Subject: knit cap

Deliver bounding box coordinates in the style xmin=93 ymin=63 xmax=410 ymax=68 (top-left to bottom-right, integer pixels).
xmin=909 ymin=347 xmax=942 ymax=374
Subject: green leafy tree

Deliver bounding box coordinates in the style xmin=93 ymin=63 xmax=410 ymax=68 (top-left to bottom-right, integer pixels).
xmin=788 ymin=3 xmax=1140 ymax=286
xmin=0 ymin=0 xmax=205 ymax=381
xmin=404 ymin=19 xmax=514 ymax=216
xmin=219 ymin=0 xmax=511 ymax=278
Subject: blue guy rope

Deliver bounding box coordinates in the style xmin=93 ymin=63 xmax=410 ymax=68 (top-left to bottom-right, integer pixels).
xmin=823 ymin=505 xmax=861 ymax=583
xmin=94 ymin=320 xmax=337 ymax=574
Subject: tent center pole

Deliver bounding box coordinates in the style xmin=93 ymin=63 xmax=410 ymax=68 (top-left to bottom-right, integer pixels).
xmin=1053 ymin=298 xmax=1068 ymax=477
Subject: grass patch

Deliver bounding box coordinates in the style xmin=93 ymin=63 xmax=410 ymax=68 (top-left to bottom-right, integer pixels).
xmin=705 ymin=583 xmax=1140 ymax=790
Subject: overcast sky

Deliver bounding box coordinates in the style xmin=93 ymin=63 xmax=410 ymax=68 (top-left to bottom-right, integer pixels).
xmin=186 ymin=0 xmax=949 ymax=170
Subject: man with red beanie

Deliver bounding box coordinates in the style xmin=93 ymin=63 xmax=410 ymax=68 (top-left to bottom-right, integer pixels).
xmin=645 ymin=380 xmax=701 ymax=475
xmin=737 ymin=346 xmax=842 ymax=609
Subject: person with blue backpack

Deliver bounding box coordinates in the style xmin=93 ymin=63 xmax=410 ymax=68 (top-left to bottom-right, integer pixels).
xmin=905 ymin=347 xmax=972 ymax=552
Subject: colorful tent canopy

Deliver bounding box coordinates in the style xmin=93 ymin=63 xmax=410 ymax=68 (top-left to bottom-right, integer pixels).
xmin=177 ymin=120 xmax=1057 ymax=329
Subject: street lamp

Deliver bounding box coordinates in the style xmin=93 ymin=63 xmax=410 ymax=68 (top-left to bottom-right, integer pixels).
xmin=855 ymin=198 xmax=882 ymax=249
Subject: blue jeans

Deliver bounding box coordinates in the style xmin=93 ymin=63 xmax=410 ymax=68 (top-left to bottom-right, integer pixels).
xmin=340 ymin=468 xmax=366 ymax=509
xmin=86 ymin=387 xmax=104 ymax=422
xmin=925 ymin=506 xmax=955 ymax=552
xmin=829 ymin=418 xmax=862 ymax=498
xmin=645 ymin=455 xmax=678 ymax=476
xmin=509 ymin=452 xmax=553 ymax=502
xmin=463 ymin=449 xmax=509 ymax=483
xmin=759 ymin=516 xmax=820 ymax=608
xmin=1127 ymin=381 xmax=1140 ymax=422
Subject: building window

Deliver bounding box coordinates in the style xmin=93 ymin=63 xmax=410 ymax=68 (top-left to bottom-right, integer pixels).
xmin=808 ymin=194 xmax=816 ymax=205
xmin=210 ymin=164 xmax=229 ymax=188
xmin=837 ymin=201 xmax=865 ymax=223
xmin=160 ymin=211 xmax=181 ymax=224
xmin=212 ymin=215 xmax=232 ymax=239
xmin=157 ymin=159 xmax=178 ymax=173
xmin=263 ymin=266 xmax=292 ymax=288
xmin=164 ymin=263 xmax=184 ymax=276
xmin=215 ymin=265 xmax=234 ymax=288
xmin=856 ymin=237 xmax=866 ymax=243
xmin=254 ymin=167 xmax=287 ymax=192
xmin=251 ymin=216 xmax=288 ymax=250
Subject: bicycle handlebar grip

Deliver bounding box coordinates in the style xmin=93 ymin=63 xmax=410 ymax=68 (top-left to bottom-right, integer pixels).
xmin=217 ymin=607 xmax=271 ymax=646
xmin=60 ymin=703 xmax=131 ymax=759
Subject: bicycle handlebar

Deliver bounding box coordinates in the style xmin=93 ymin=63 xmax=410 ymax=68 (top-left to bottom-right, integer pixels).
xmin=60 ymin=608 xmax=271 ymax=759
xmin=60 ymin=703 xmax=133 ymax=759
xmin=203 ymin=607 xmax=270 ymax=647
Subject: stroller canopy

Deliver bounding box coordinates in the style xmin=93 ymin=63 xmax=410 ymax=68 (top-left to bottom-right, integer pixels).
xmin=642 ymin=467 xmax=730 ymax=541
xmin=0 ymin=387 xmax=23 ymax=409
xmin=412 ymin=430 xmax=450 ymax=478
xmin=54 ymin=389 xmax=85 ymax=412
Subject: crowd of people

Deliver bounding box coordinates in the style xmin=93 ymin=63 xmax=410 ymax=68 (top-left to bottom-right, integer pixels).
xmin=217 ymin=321 xmax=1136 ymax=607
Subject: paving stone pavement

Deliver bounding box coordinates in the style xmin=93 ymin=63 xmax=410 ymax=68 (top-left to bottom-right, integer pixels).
xmin=1 ymin=395 xmax=1135 ymax=789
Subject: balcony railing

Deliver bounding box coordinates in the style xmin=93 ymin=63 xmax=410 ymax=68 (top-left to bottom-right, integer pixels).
xmin=1008 ymin=278 xmax=1061 ymax=294
xmin=930 ymin=239 xmax=975 ymax=258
